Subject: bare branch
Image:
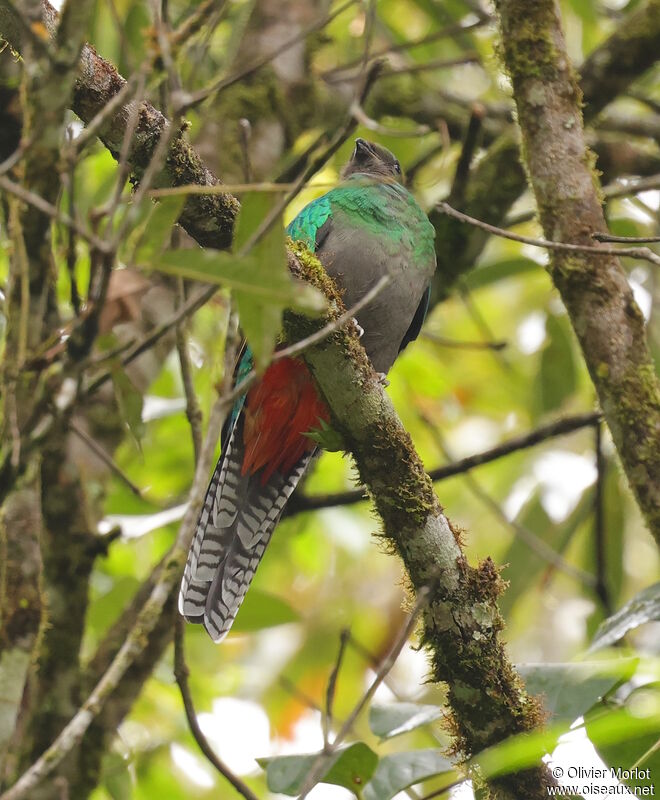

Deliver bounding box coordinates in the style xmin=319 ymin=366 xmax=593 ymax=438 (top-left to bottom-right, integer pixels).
xmin=437 ymin=201 xmax=660 ymax=267
xmin=286 ymin=412 xmax=601 ymax=515
xmin=173 ymin=618 xmax=259 ymax=800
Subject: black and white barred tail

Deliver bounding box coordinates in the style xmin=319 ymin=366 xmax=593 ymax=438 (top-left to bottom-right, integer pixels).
xmin=178 ymin=418 xmax=311 ymax=642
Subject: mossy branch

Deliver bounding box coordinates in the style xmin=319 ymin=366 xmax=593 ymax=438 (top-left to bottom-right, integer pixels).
xmin=494 ymin=0 xmax=660 ymax=543
xmin=286 ymin=243 xmax=553 ymax=800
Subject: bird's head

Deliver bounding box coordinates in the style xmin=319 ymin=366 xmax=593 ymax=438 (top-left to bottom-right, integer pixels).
xmin=342 ymin=138 xmax=402 ymax=181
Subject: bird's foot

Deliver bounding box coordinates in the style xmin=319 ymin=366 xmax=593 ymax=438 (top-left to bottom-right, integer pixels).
xmin=352 ymin=318 xmax=365 ymax=339
xmin=376 ymin=372 xmax=390 ymax=387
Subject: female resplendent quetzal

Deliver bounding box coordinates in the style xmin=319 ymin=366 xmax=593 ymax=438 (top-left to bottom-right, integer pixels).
xmin=179 ymin=138 xmax=436 ymax=641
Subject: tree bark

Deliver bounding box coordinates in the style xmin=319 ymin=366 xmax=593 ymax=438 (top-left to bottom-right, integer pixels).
xmin=494 ymin=0 xmax=660 ymax=543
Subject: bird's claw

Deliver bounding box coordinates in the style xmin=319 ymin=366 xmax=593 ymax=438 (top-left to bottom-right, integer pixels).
xmin=352 ymin=318 xmax=365 ymax=339
xmin=376 ymin=372 xmax=390 ymax=387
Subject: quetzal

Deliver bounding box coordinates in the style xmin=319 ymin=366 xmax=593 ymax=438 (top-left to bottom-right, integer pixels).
xmin=179 ymin=138 xmax=436 ymax=641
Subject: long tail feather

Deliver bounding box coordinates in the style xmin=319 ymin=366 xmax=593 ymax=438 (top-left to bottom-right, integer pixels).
xmin=178 ymin=418 xmax=312 ymax=642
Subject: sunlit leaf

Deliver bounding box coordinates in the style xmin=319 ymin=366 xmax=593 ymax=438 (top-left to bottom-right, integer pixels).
xmin=464 ymin=258 xmax=539 ymax=291
xmin=474 ymin=707 xmax=660 ymax=780
xmin=537 ymin=313 xmax=577 ymax=414
xmin=586 ymin=684 xmax=660 ymax=793
xmin=258 ymin=742 xmax=378 ymax=797
xmin=369 ymin=702 xmax=444 ymax=740
xmin=231 ymin=589 xmax=300 ymax=632
xmin=591 ymin=582 xmax=660 ymax=650
xmin=363 ymin=749 xmax=455 ymax=800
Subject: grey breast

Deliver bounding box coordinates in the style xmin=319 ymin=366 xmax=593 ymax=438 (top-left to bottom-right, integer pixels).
xmin=316 ymin=208 xmax=433 ymax=374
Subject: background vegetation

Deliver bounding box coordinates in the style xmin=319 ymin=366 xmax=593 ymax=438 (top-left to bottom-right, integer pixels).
xmin=1 ymin=0 xmax=659 ymax=798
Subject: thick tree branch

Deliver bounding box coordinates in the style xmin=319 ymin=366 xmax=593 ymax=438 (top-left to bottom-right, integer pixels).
xmin=286 ymin=244 xmax=553 ymax=800
xmin=0 ymin=0 xmax=239 ymax=251
xmin=494 ymin=0 xmax=660 ymax=542
xmin=579 ymin=0 xmax=660 ymax=120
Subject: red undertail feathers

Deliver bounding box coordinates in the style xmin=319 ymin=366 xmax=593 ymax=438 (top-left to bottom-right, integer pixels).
xmin=241 ymin=358 xmax=329 ymax=484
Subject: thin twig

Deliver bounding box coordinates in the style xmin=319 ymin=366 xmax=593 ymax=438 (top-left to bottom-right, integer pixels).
xmin=173 ymin=617 xmax=259 ymax=800
xmin=176 ymin=282 xmax=203 ymax=464
xmin=169 ymin=0 xmax=227 ymax=46
xmin=438 ymin=201 xmax=660 ymax=267
xmin=149 ymin=181 xmax=334 ymax=198
xmin=505 ymin=174 xmax=660 ymax=228
xmin=349 ymin=100 xmax=430 ymax=137
xmin=0 ymin=175 xmax=110 ymax=253
xmin=449 ymin=104 xmax=485 ymax=206
xmin=323 ymin=628 xmax=350 ymax=748
xmin=592 ymin=232 xmax=660 ymax=244
xmin=86 ymin=284 xmax=217 ymax=396
xmin=68 ymin=76 xmax=139 ymax=156
xmin=68 ymin=419 xmax=143 ymax=498
xmin=298 ymin=590 xmax=428 ymax=799
xmin=286 ymin=412 xmax=601 ymax=514
xmin=0 ymin=393 xmax=229 ymax=800
xmin=181 ymin=0 xmax=357 ymax=110
xmin=321 ymin=16 xmax=489 ymax=78
xmin=422 ymin=331 xmax=508 ymax=351
xmin=419 ymin=413 xmax=596 ymax=587
xmin=593 ymin=422 xmax=611 ymax=613
xmin=212 ymin=274 xmax=391 ymax=414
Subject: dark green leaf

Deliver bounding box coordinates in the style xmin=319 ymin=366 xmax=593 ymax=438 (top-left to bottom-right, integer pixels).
xmin=519 ymin=659 xmax=638 ymax=723
xmin=259 ymin=742 xmax=378 ymax=797
xmin=591 ymin=582 xmax=660 ymax=650
xmin=369 ymin=702 xmax=443 ymax=740
xmin=363 ymin=749 xmax=455 ymax=800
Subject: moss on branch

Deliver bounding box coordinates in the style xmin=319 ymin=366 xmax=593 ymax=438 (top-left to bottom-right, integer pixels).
xmin=286 ymin=247 xmax=552 ymax=800
xmin=494 ymin=0 xmax=660 ymax=542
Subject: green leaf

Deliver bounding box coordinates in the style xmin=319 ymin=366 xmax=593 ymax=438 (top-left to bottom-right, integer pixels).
xmin=363 ymin=749 xmax=455 ymax=800
xmin=591 ymin=582 xmax=660 ymax=651
xmin=369 ymin=702 xmax=444 ymax=740
xmin=132 ymin=195 xmax=186 ymax=264
xmin=519 ymin=659 xmax=638 ymax=724
xmin=233 ymin=191 xmax=309 ymax=368
xmin=259 ymin=742 xmax=378 ymax=797
xmin=101 ymin=751 xmax=133 ymax=800
xmin=474 ymin=707 xmax=660 ymax=780
xmin=586 ymin=685 xmax=660 ymax=793
xmin=230 ymin=589 xmax=299 ymax=633
xmin=464 ymin=258 xmax=539 ymax=291
xmin=303 ymin=419 xmax=346 ymax=452
xmin=111 ymin=368 xmax=144 ymax=448
xmin=537 ymin=313 xmax=577 ymax=414
xmin=498 ymin=489 xmax=592 ymax=618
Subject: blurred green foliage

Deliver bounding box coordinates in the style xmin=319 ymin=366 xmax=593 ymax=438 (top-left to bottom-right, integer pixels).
xmin=2 ymin=0 xmax=660 ymax=796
